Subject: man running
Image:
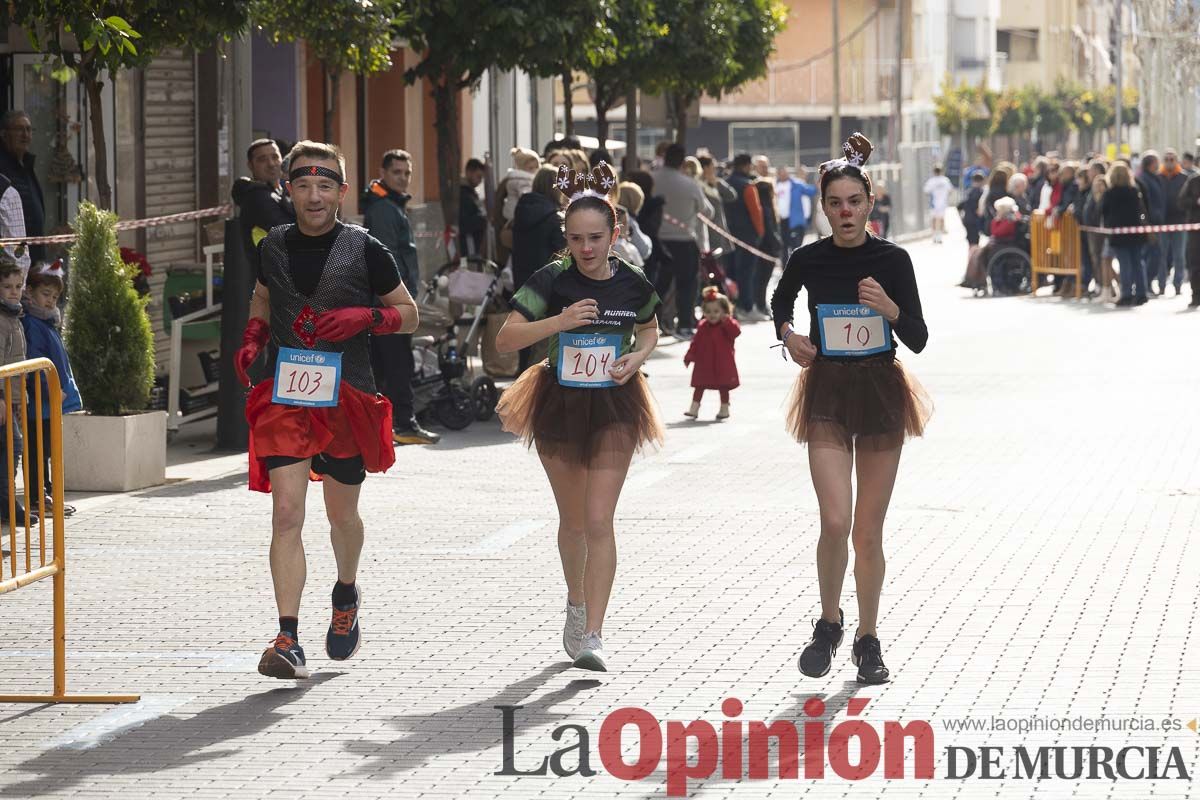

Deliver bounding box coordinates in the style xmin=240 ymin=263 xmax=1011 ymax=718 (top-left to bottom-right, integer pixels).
xmin=923 ymin=164 xmax=954 ymax=244
xmin=235 ymin=140 xmax=418 ymax=679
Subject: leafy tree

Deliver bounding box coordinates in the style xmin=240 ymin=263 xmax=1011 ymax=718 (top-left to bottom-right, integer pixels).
xmin=650 ymin=0 xmax=787 ymax=147
xmin=934 ymin=80 xmax=994 ymax=138
xmin=933 ymin=81 xmax=970 ymax=136
xmin=1034 ymin=88 xmax=1070 ymax=136
xmin=584 ymin=0 xmax=666 ymax=145
xmin=989 ymin=85 xmax=1039 ymax=137
xmin=5 ymin=2 xmax=248 ymax=210
xmin=65 ymin=202 xmax=154 ymax=415
xmin=250 ymin=0 xmax=405 ymax=142
xmin=399 ymin=1 xmax=565 ymax=230
xmin=519 ymin=0 xmax=616 ymax=137
xmin=1105 ymin=85 xmax=1140 ymax=126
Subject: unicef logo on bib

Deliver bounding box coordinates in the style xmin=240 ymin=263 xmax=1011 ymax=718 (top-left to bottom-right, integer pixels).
xmin=558 ymin=332 xmax=620 ymax=388
xmin=272 ymin=347 xmax=342 ymax=407
xmin=816 ymin=304 xmax=891 ymax=357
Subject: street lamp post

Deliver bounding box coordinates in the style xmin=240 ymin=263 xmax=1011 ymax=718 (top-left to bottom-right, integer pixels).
xmin=1115 ymin=0 xmax=1123 ymax=155
xmin=890 ymin=0 xmax=904 ymax=162
xmin=831 ymin=0 xmax=841 ymax=158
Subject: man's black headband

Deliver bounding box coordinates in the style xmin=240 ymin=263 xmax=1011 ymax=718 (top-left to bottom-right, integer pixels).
xmin=289 ymin=164 xmax=346 ymax=184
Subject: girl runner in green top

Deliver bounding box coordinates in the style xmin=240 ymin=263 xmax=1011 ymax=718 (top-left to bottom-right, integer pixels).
xmin=496 ymin=162 xmax=664 ymax=672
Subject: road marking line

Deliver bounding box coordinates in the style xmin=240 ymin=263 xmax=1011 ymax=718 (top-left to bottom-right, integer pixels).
xmin=422 ymin=519 xmax=549 ymax=555
xmin=625 ymin=467 xmax=670 ymax=492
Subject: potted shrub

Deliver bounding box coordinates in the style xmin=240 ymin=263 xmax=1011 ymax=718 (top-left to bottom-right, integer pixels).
xmin=60 ymin=202 xmax=165 ymax=491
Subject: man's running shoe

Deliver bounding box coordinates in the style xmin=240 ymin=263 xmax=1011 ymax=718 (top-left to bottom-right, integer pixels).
xmin=563 ymin=602 xmax=587 ymax=659
xmin=257 ymin=632 xmax=309 ymax=679
xmin=326 ymin=584 xmax=362 ymax=661
xmin=851 ymin=634 xmax=891 ymax=684
xmin=573 ymin=632 xmax=608 ymax=672
xmin=798 ymin=609 xmax=844 ymax=678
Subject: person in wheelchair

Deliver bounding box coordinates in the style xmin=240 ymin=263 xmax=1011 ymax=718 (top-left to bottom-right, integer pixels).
xmin=983 ymin=196 xmax=1033 ymax=295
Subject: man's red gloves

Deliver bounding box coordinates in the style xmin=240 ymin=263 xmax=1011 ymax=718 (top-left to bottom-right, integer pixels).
xmin=313 ymin=306 xmax=404 ymax=342
xmin=235 ymin=309 xmax=404 ymax=386
xmin=235 ymin=318 xmax=270 ymax=386
xmin=369 ymin=306 xmax=404 ymax=335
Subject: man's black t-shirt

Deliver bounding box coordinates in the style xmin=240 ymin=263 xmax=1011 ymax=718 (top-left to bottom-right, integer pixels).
xmin=255 ymin=222 xmax=402 ymax=297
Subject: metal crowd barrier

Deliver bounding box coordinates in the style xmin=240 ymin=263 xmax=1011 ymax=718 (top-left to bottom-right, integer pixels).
xmin=1030 ymin=209 xmax=1083 ymax=298
xmin=0 ymin=358 xmax=139 ymax=704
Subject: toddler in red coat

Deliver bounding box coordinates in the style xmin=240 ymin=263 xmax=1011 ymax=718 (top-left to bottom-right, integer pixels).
xmin=683 ymin=287 xmax=740 ymax=420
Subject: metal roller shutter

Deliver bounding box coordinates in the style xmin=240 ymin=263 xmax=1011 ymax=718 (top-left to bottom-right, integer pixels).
xmin=142 ymin=49 xmax=199 ymax=374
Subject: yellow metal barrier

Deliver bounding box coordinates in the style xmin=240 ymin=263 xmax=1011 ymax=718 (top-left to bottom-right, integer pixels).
xmin=1030 ymin=209 xmax=1083 ymax=298
xmin=0 ymin=358 xmax=139 ymax=704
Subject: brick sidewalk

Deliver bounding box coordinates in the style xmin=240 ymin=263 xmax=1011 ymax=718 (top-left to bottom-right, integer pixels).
xmin=1 ymin=235 xmax=1198 ymax=798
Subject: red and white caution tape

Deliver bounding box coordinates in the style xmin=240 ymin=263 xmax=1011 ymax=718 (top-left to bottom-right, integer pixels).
xmin=660 ymin=211 xmax=778 ymax=261
xmin=1078 ymin=222 xmax=1200 ymax=234
xmin=0 ymin=204 xmax=233 ymax=248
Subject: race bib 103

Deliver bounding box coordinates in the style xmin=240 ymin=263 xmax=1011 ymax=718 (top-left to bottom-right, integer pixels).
xmin=816 ymin=304 xmax=892 ymax=357
xmin=557 ymin=332 xmax=620 ymax=388
xmin=272 ymin=347 xmax=342 ymax=407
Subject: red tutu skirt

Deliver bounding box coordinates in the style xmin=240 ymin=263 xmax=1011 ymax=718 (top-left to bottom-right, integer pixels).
xmin=245 ymin=379 xmax=394 ymax=493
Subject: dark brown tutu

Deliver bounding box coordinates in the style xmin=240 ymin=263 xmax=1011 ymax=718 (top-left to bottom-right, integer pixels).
xmin=497 ymin=362 xmax=664 ymax=464
xmin=786 ymin=355 xmax=932 ymax=451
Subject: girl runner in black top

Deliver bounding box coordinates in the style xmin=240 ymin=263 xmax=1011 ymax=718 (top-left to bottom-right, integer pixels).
xmin=770 ymin=133 xmax=931 ymax=685
xmin=495 ymin=163 xmax=664 ymax=672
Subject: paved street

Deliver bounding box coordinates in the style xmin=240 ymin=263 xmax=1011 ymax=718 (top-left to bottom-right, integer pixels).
xmin=2 ymin=230 xmax=1199 ymax=798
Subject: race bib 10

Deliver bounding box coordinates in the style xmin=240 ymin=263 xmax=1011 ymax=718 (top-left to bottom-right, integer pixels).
xmin=816 ymin=304 xmax=892 ymax=357
xmin=558 ymin=332 xmax=620 ymax=388
xmin=272 ymin=347 xmax=342 ymax=407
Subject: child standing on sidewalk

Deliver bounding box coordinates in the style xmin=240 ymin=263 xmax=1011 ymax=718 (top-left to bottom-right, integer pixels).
xmin=683 ymin=286 xmax=740 ymax=420
xmin=0 ymin=253 xmax=33 ymax=525
xmin=21 ymin=263 xmax=81 ymax=517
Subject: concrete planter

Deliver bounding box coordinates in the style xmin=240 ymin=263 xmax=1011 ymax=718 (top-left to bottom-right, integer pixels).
xmin=62 ymin=411 xmax=168 ymax=492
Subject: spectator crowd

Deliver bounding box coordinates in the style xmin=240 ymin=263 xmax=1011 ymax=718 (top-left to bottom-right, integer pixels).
xmin=957 ymin=147 xmax=1200 ymax=308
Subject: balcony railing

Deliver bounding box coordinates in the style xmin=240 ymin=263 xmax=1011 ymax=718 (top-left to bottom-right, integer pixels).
xmin=726 ymin=58 xmax=933 ymax=108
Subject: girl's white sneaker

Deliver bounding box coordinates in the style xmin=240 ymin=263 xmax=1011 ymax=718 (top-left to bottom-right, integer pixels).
xmin=573 ymin=632 xmax=608 ymax=672
xmin=563 ymin=602 xmax=586 ymax=659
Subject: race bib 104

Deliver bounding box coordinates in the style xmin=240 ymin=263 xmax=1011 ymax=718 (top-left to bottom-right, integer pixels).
xmin=816 ymin=304 xmax=892 ymax=357
xmin=272 ymin=347 xmax=342 ymax=407
xmin=558 ymin=332 xmax=620 ymax=388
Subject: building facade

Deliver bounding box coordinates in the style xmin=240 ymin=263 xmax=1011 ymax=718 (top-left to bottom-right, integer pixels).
xmin=567 ymin=0 xmax=1001 ymax=170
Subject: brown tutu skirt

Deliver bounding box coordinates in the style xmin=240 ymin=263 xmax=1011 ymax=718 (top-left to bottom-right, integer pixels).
xmin=497 ymin=363 xmax=665 ymax=464
xmin=786 ymin=355 xmax=932 ymax=451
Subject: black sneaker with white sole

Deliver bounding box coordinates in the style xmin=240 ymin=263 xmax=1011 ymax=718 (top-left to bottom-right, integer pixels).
xmin=798 ymin=609 xmax=844 ymax=678
xmin=851 ymin=634 xmax=890 ymax=684
xmin=257 ymin=632 xmax=310 ymax=679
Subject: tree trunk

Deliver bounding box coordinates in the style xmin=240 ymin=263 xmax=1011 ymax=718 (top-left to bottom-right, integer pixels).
xmin=594 ymin=84 xmax=611 ymax=148
xmin=83 ymin=72 xmax=112 ymax=210
xmin=324 ymin=68 xmax=340 ymax=144
xmin=561 ymin=71 xmax=574 ymax=136
xmin=432 ymin=76 xmax=463 ymax=249
xmin=671 ymin=92 xmax=690 ymax=149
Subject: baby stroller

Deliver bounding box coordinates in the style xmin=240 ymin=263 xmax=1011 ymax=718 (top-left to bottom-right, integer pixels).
xmin=700 ymin=247 xmax=738 ymax=302
xmin=411 ymin=256 xmax=508 ymax=429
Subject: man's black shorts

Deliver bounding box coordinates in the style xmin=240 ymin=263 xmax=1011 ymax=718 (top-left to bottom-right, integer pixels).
xmin=264 ymin=453 xmax=366 ymax=485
